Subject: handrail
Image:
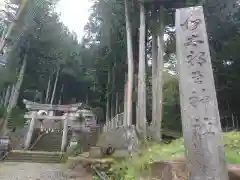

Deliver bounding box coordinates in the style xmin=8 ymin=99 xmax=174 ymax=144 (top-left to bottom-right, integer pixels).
xmin=29 ymin=132 xmax=44 ymax=150
xmin=103 ymin=113 xmax=183 ymax=139
xmin=103 ymin=112 xmax=124 ymax=132
xmin=0 ymin=150 xmax=9 ymax=161
xmin=0 ymin=137 xmax=11 ymax=161
xmin=111 ymin=112 xmax=123 ymax=122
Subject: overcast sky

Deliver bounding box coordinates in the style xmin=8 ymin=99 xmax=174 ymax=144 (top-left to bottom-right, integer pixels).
xmin=56 ymin=0 xmax=92 ymax=39
xmin=0 ymin=0 xmax=92 ymax=39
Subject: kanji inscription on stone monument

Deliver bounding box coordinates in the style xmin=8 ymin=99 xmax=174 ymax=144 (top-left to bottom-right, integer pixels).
xmin=176 ymin=6 xmax=229 ymax=180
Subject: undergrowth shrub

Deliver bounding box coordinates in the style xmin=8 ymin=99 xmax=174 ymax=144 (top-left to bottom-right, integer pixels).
xmin=66 ymin=143 xmax=83 ymax=157
xmin=104 ymin=131 xmax=240 ymax=180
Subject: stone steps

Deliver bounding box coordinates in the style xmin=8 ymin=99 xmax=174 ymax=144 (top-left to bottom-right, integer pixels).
xmin=7 ymin=116 xmax=14 ymax=129
xmin=4 ymin=150 xmax=65 ymax=163
xmin=31 ymin=132 xmax=62 ymax=152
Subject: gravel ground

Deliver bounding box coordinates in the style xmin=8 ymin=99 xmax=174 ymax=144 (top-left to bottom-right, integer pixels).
xmin=0 ymin=162 xmax=77 ymax=180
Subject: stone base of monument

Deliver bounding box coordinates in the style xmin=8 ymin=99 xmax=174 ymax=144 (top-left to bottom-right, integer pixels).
xmin=72 ymin=127 xmax=99 ymax=152
xmin=89 ymin=146 xmax=103 ymax=158
xmin=144 ymin=159 xmax=240 ymax=180
xmin=96 ymin=126 xmax=139 ymax=152
xmin=228 ymin=164 xmax=240 ymax=180
xmin=67 ymin=152 xmax=114 ymax=171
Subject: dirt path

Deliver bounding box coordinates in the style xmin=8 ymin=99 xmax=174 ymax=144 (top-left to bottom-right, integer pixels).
xmin=0 ymin=162 xmax=81 ymax=180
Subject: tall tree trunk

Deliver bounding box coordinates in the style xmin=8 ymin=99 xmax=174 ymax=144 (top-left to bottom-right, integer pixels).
xmin=106 ymin=67 xmax=111 ymax=123
xmin=137 ymin=1 xmax=146 ymax=136
xmin=131 ymin=74 xmax=137 ymax=126
xmin=151 ymin=30 xmax=158 ymax=127
xmin=9 ymin=56 xmax=27 ymax=109
xmin=111 ymin=65 xmax=115 ymax=119
xmin=124 ymin=0 xmax=134 ymax=126
xmin=7 ymin=84 xmax=15 ymax=112
xmin=111 ymin=96 xmax=115 ymax=119
xmin=58 ymin=84 xmax=64 ymax=105
xmin=86 ymin=92 xmax=89 ymax=104
xmin=4 ymin=86 xmax=11 ymax=107
xmin=0 ymin=94 xmax=3 ymax=108
xmin=39 ymin=92 xmax=43 ymax=103
xmin=0 ymin=0 xmax=29 ymax=52
xmin=115 ymin=92 xmax=119 ymax=116
xmin=155 ymin=6 xmax=165 ymax=141
xmin=50 ymin=68 xmax=60 ymax=105
xmin=0 ymin=96 xmax=3 ymax=107
xmin=3 ymin=55 xmax=27 ymax=134
xmin=0 ymin=26 xmax=6 ymax=43
xmin=45 ymin=76 xmax=51 ymax=103
xmin=123 ymin=75 xmax=128 ymax=125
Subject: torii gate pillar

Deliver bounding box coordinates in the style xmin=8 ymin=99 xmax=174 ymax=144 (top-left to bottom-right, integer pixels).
xmin=24 ymin=111 xmax=37 ymax=149
xmin=61 ymin=115 xmax=68 ymax=152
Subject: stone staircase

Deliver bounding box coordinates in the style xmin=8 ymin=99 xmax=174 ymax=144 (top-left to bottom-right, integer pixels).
xmin=4 ymin=150 xmax=64 ymax=163
xmin=3 ymin=131 xmax=72 ymax=163
xmin=31 ymin=132 xmax=62 ymax=152
xmin=7 ymin=117 xmax=14 ymax=130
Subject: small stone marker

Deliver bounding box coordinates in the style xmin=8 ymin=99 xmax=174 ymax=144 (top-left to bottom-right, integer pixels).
xmin=0 ymin=136 xmax=10 ymax=157
xmin=175 ymin=6 xmax=229 ymax=180
xmin=89 ymin=146 xmax=103 ymax=158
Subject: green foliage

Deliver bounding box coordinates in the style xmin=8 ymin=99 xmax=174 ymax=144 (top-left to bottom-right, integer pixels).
xmin=9 ymin=106 xmax=25 ymax=127
xmin=0 ymin=106 xmax=25 ymax=129
xmin=0 ymin=0 xmax=239 ymax=137
xmin=146 ymin=71 xmax=181 ymax=131
xmin=162 ymin=74 xmax=181 ymax=131
xmin=0 ymin=107 xmax=6 ymax=118
xmin=0 ymin=0 xmax=96 ymax=111
xmin=223 ymin=131 xmax=240 ymax=150
xmin=109 ymin=131 xmax=240 ymax=179
xmin=66 ymin=143 xmax=83 ymax=157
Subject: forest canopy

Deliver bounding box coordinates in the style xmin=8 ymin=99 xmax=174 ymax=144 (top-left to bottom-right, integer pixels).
xmin=0 ymin=0 xmax=239 ymax=133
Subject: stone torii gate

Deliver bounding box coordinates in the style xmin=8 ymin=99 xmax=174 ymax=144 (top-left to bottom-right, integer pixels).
xmin=23 ymin=99 xmax=83 ymax=151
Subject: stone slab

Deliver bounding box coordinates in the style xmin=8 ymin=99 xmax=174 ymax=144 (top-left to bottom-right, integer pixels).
xmin=96 ymin=126 xmax=139 ymax=150
xmin=147 ymin=160 xmax=240 ymax=180
xmin=89 ymin=146 xmax=103 ymax=158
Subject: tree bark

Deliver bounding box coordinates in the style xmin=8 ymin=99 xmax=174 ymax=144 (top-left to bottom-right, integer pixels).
xmin=10 ymin=56 xmax=27 ymax=109
xmin=86 ymin=92 xmax=89 ymax=104
xmin=106 ymin=67 xmax=111 ymax=123
xmin=7 ymin=84 xmax=16 ymax=112
xmin=3 ymin=53 xmax=27 ymax=135
xmin=137 ymin=1 xmax=146 ymax=136
xmin=45 ymin=76 xmax=51 ymax=103
xmin=124 ymin=0 xmax=134 ymax=126
xmin=0 ymin=26 xmax=7 ymax=52
xmin=155 ymin=6 xmax=165 ymax=141
xmin=58 ymin=84 xmax=64 ymax=105
xmin=0 ymin=96 xmax=3 ymax=108
xmin=50 ymin=68 xmax=60 ymax=105
xmin=111 ymin=65 xmax=115 ymax=119
xmin=111 ymin=96 xmax=115 ymax=119
xmin=115 ymin=91 xmax=119 ymax=116
xmin=151 ymin=30 xmax=158 ymax=127
xmin=0 ymin=0 xmax=29 ymax=52
xmin=123 ymin=75 xmax=128 ymax=126
xmin=4 ymin=86 xmax=11 ymax=107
